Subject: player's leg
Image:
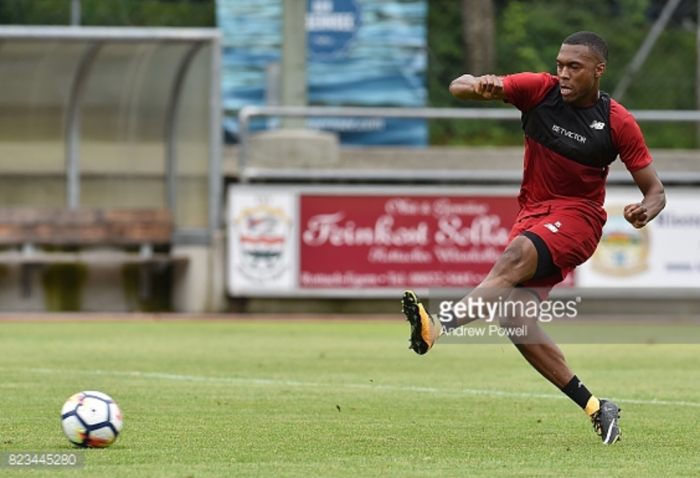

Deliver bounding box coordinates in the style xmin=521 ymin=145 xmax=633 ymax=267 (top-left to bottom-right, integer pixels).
xmin=502 ymin=287 xmax=621 ymax=444
xmin=501 ymin=287 xmax=573 ymax=387
xmin=402 ymin=235 xmax=538 ymax=355
xmin=501 ymin=223 xmax=621 ymax=444
xmin=451 ymin=234 xmax=540 ymax=328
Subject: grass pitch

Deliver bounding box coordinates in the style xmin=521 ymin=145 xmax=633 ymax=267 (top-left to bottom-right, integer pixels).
xmin=1 ymin=318 xmax=700 ymax=477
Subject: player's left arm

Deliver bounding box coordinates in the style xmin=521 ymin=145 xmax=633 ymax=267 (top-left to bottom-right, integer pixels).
xmin=613 ymin=106 xmax=666 ymax=229
xmin=625 ymin=164 xmax=666 ymax=229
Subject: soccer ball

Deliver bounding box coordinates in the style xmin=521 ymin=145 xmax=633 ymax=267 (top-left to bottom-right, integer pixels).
xmin=61 ymin=391 xmax=123 ymax=448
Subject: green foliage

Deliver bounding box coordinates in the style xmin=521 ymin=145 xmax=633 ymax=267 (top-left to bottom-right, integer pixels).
xmin=0 ymin=0 xmax=215 ymax=27
xmin=498 ymin=1 xmax=557 ymax=74
xmin=431 ymin=118 xmax=524 ymax=146
xmin=426 ymin=0 xmax=464 ymax=110
xmin=429 ymin=0 xmax=697 ymax=148
xmin=621 ymin=29 xmax=696 ymax=109
xmin=0 ymin=0 xmax=69 ymax=24
xmin=427 ymin=0 xmax=524 ymax=146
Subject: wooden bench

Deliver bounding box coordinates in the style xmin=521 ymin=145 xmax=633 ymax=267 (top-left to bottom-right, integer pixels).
xmin=0 ymin=208 xmax=187 ymax=300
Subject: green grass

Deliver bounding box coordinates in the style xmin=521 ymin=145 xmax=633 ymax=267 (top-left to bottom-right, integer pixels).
xmin=1 ymin=319 xmax=700 ymax=477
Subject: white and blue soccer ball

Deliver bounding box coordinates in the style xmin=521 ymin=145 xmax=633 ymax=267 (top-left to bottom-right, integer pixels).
xmin=61 ymin=391 xmax=123 ymax=448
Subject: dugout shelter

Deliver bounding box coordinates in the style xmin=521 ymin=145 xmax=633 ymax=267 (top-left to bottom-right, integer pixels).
xmin=0 ymin=26 xmax=224 ymax=313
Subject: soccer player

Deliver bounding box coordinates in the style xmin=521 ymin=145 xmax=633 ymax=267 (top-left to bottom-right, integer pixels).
xmin=402 ymin=31 xmax=665 ymax=445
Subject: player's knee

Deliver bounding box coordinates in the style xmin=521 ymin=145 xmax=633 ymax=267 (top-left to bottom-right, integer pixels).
xmin=500 ymin=244 xmax=525 ymax=266
xmin=493 ymin=238 xmax=536 ymax=282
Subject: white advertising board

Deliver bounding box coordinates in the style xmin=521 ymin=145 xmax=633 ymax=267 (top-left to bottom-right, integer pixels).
xmin=577 ymin=188 xmax=700 ymax=288
xmin=227 ymin=187 xmax=298 ymax=295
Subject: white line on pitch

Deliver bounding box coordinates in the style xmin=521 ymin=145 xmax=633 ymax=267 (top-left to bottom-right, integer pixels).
xmin=13 ymin=367 xmax=700 ymax=409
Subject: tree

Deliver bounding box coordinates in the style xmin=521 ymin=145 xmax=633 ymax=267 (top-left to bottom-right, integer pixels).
xmin=462 ymin=0 xmax=495 ymax=75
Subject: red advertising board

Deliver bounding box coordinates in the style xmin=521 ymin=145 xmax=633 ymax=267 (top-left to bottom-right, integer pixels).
xmin=299 ymin=194 xmax=520 ymax=288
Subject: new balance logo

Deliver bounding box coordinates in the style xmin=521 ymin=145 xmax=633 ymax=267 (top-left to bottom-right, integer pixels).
xmin=589 ymin=120 xmax=606 ymax=130
xmin=544 ymin=221 xmax=562 ymax=233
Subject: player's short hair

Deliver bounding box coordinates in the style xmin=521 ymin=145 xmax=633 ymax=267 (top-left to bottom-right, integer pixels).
xmin=562 ymin=31 xmax=608 ymax=63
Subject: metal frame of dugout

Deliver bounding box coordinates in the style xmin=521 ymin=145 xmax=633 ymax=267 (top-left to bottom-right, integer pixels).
xmin=0 ymin=26 xmax=223 ymax=246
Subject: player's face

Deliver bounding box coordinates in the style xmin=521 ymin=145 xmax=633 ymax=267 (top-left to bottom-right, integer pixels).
xmin=556 ymin=44 xmax=606 ymax=107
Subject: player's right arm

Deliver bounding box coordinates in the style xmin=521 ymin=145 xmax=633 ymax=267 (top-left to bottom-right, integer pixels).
xmin=449 ymin=74 xmax=507 ymax=101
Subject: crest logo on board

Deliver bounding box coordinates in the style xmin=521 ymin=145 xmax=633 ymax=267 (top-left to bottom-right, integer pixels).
xmin=592 ymin=206 xmax=649 ymax=276
xmin=234 ymin=203 xmax=292 ymax=281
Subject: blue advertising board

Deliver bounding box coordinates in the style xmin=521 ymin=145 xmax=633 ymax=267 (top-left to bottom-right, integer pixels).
xmin=217 ymin=0 xmax=427 ymax=146
xmin=307 ymin=0 xmax=361 ymax=60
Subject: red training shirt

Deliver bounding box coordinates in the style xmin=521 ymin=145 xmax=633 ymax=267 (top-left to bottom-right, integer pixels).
xmin=502 ymin=72 xmax=652 ymax=220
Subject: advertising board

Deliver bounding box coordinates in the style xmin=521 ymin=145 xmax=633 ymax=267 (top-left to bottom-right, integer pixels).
xmin=228 ymin=185 xmax=519 ymax=296
xmin=577 ymin=188 xmax=700 ymax=288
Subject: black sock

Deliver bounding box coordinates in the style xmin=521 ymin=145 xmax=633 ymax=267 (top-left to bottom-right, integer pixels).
xmin=561 ymin=375 xmax=597 ymax=412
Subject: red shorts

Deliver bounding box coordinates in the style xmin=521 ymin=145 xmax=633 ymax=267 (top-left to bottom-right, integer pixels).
xmin=508 ymin=207 xmax=603 ymax=298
